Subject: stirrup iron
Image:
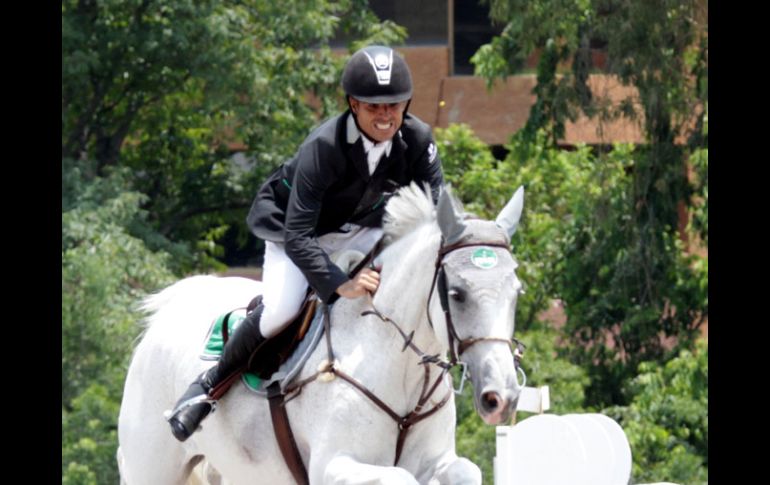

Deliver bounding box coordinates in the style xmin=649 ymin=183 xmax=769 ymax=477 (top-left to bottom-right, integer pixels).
xmin=163 ymin=394 xmax=218 ymax=422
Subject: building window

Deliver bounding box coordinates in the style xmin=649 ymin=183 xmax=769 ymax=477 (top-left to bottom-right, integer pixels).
xmin=451 ymin=0 xmax=502 ymax=75
xmin=370 ymin=0 xmax=447 ymax=45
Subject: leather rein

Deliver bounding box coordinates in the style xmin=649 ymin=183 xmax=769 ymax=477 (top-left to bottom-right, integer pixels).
xmin=269 ymin=239 xmax=524 ymax=484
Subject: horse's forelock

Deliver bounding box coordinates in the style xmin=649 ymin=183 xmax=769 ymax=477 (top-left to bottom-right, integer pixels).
xmin=383 ymin=182 xmax=437 ymax=241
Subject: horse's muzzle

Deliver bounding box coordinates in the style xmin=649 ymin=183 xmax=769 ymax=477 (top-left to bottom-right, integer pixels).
xmin=478 ymin=389 xmax=517 ymax=424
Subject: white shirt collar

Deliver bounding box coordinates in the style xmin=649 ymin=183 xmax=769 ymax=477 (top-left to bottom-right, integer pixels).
xmin=346 ymin=113 xmax=393 ymax=175
xmin=346 ymin=112 xmax=360 ymax=144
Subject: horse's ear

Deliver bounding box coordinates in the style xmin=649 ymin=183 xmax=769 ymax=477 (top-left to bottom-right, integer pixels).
xmin=437 ymin=186 xmax=467 ymax=245
xmin=495 ymin=186 xmax=525 ymax=239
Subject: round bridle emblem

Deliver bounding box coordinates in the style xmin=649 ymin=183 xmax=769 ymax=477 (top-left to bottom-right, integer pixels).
xmin=471 ymin=248 xmax=498 ymax=269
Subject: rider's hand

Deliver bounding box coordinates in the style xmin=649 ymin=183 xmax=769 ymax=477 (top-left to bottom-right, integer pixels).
xmin=336 ymin=267 xmax=380 ymax=299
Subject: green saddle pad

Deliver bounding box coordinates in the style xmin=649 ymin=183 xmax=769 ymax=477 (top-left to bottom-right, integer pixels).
xmin=202 ymin=310 xmax=262 ymax=391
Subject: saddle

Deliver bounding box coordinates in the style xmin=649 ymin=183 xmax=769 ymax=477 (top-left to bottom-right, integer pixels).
xmin=215 ymin=238 xmax=383 ymax=384
xmin=243 ymin=291 xmax=317 ymax=380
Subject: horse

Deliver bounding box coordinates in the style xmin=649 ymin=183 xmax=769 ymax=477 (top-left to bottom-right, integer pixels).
xmin=117 ymin=183 xmax=526 ymax=485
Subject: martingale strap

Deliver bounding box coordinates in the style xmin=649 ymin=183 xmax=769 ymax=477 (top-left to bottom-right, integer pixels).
xmin=267 ymin=381 xmax=309 ymax=485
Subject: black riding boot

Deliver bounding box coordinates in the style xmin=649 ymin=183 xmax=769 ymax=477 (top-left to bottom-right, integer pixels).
xmin=167 ymin=303 xmax=266 ymax=442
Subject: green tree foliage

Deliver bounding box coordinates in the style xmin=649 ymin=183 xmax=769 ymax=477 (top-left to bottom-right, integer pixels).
xmin=62 ymin=0 xmax=406 ymax=269
xmin=62 ymin=163 xmax=176 ymax=482
xmin=605 ymin=340 xmax=708 ymax=484
xmin=473 ymin=0 xmax=594 ymax=143
xmin=62 ymin=163 xmax=176 ymax=404
xmin=62 ymin=384 xmax=122 ymax=485
xmin=437 ymin=124 xmax=626 ymax=333
xmin=555 ymin=145 xmax=708 ymax=405
xmin=471 ymin=0 xmax=708 ymax=406
xmin=436 ymin=104 xmax=708 ymax=485
xmin=438 ymin=121 xmax=708 ymax=406
xmin=517 ymin=328 xmax=590 ymax=415
xmin=473 ymin=0 xmax=708 ymax=145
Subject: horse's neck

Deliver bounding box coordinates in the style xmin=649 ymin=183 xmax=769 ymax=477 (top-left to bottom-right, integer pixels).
xmin=327 ymin=226 xmax=447 ymax=400
xmin=367 ymin=227 xmax=447 ymax=365
xmin=378 ymin=226 xmax=442 ymax=338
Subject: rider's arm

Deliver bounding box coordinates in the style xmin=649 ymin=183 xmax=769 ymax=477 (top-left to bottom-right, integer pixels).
xmin=283 ymin=141 xmax=350 ymax=304
xmin=335 ymin=267 xmax=380 ymax=299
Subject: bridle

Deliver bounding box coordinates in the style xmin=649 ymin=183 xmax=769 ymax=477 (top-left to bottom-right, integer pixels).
xmin=427 ymin=239 xmax=525 ymax=366
xmin=271 ymin=236 xmax=526 ymax=484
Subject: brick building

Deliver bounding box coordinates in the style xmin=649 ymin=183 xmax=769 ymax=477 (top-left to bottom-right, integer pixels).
xmin=351 ymin=0 xmax=645 ymax=147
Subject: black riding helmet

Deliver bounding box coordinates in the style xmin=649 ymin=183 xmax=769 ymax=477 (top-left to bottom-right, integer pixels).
xmin=342 ymin=45 xmax=413 ymax=104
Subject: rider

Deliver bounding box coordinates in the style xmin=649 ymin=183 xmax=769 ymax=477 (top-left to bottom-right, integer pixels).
xmin=168 ymin=45 xmax=444 ymax=442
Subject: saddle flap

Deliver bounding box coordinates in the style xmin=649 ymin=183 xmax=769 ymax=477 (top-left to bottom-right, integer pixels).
xmin=200 ymin=292 xmax=321 ymax=392
xmin=247 ymin=292 xmax=317 ymax=380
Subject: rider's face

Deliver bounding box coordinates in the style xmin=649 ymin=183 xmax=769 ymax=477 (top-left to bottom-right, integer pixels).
xmin=349 ymin=98 xmax=407 ymax=143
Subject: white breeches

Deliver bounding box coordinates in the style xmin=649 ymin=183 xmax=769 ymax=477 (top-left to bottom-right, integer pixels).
xmin=259 ymin=226 xmax=384 ymax=338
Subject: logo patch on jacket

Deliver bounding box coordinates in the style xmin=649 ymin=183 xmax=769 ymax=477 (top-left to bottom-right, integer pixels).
xmin=428 ymin=143 xmax=437 ymax=163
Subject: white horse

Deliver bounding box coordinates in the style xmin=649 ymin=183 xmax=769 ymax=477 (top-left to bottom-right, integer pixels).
xmin=118 ymin=183 xmax=526 ymax=485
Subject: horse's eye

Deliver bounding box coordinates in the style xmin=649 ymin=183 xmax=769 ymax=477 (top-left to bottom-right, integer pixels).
xmin=448 ymin=288 xmax=465 ymax=303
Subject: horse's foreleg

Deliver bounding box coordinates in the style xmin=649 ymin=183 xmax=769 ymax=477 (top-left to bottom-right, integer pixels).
xmin=318 ymin=454 xmax=420 ymax=485
xmin=427 ymin=454 xmax=482 ymax=485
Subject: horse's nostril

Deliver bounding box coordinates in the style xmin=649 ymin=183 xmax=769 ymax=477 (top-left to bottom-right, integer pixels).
xmin=481 ymin=391 xmax=501 ymax=412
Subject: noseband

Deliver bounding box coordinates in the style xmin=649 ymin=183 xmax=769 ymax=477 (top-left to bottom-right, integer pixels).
xmin=428 ymin=239 xmax=524 ymax=365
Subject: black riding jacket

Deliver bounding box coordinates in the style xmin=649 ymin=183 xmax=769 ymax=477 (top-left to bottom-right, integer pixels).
xmin=247 ymin=110 xmax=444 ymax=303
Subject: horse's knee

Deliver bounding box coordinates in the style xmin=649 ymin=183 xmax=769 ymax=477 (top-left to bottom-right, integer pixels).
xmin=321 ymin=455 xmax=419 ymax=485
xmin=432 ymin=457 xmax=481 ymax=485
xmin=380 ymin=469 xmax=420 ymax=485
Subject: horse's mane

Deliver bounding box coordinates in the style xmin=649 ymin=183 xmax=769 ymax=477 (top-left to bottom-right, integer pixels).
xmin=382 ymin=182 xmax=437 ymax=242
